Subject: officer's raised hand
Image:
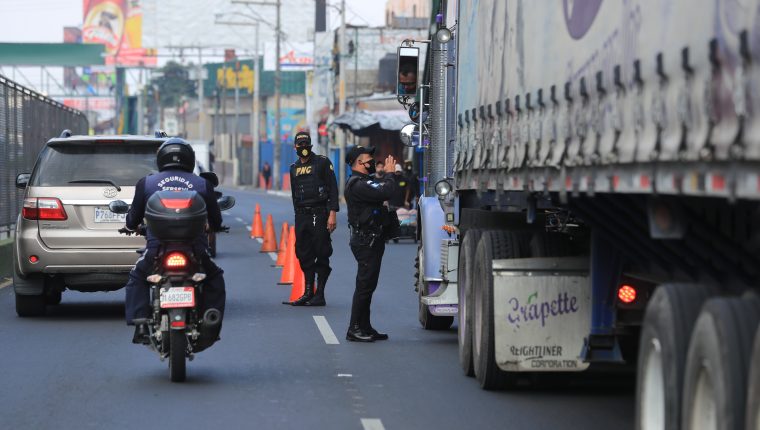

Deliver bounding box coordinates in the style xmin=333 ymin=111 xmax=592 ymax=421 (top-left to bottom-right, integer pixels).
xmin=383 ymin=155 xmax=396 ymax=175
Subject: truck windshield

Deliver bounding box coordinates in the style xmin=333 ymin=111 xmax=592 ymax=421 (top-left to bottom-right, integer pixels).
xmin=31 ymin=144 xmax=158 ymax=187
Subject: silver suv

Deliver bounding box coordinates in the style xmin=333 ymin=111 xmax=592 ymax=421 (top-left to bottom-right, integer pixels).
xmin=13 ymin=134 xmax=166 ymax=316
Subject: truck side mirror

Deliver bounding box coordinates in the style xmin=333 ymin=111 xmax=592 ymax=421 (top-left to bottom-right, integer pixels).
xmin=400 ymin=123 xmax=419 ymax=147
xmin=397 ymin=47 xmax=420 ymax=97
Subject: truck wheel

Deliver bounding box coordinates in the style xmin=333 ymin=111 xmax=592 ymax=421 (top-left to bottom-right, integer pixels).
xmin=458 ymin=229 xmax=482 ymax=377
xmin=635 ymin=283 xmax=713 ymax=430
xmin=681 ymin=297 xmax=760 ymax=430
xmin=746 ymin=325 xmax=760 ymax=430
xmin=417 ymin=245 xmax=455 ymax=330
xmin=472 ymin=230 xmax=523 ymax=390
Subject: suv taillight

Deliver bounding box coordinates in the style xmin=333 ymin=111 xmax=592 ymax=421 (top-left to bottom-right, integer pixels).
xmin=22 ymin=198 xmax=68 ymax=220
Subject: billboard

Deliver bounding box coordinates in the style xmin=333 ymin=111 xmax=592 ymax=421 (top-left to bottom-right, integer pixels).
xmin=82 ymin=0 xmax=156 ymax=67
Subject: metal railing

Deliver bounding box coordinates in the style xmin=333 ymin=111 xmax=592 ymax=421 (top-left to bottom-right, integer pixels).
xmin=0 ymin=75 xmax=88 ymax=237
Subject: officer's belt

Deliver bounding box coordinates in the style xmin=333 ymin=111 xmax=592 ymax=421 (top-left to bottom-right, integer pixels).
xmin=295 ymin=206 xmax=328 ymax=214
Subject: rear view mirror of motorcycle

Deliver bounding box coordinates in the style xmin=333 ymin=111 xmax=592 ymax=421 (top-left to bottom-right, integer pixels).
xmin=200 ymin=171 xmax=219 ymax=187
xmin=108 ymin=200 xmax=130 ymax=214
xmin=218 ymin=195 xmax=236 ymax=211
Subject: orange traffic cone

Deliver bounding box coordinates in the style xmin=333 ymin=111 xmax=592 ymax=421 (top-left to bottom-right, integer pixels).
xmin=260 ymin=214 xmax=278 ymax=252
xmin=251 ymin=204 xmax=264 ymax=239
xmin=277 ymin=226 xmax=297 ymax=285
xmin=286 ymin=258 xmax=306 ymax=302
xmin=274 ymin=222 xmax=289 ymax=267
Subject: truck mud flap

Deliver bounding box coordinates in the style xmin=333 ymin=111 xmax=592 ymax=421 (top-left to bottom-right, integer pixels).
xmin=492 ymin=257 xmax=591 ymax=372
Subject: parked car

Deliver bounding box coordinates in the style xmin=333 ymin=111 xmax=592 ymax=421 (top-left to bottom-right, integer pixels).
xmin=12 ymin=132 xmax=166 ymax=316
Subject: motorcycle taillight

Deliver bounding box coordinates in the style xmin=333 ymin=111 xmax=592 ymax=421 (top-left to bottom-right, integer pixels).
xmin=164 ymin=252 xmax=188 ymax=269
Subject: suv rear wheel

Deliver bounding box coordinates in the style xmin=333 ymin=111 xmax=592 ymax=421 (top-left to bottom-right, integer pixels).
xmin=16 ymin=293 xmax=46 ymax=317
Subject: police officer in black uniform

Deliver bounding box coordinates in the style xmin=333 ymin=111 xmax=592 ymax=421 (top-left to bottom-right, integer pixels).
xmin=123 ymin=138 xmax=227 ymax=344
xmin=284 ymin=131 xmax=339 ymax=306
xmin=344 ymin=146 xmax=398 ymax=342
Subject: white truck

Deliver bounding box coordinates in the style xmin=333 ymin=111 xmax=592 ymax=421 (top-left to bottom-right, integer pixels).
xmin=402 ymin=1 xmax=760 ymax=428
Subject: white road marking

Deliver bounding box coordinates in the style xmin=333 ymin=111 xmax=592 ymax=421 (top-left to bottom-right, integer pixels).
xmin=337 ymin=373 xmax=353 ymax=378
xmin=361 ymin=419 xmax=385 ymax=430
xmin=313 ymin=315 xmax=340 ymax=345
xmin=235 ymin=217 xmax=244 ymax=223
xmin=246 ymin=225 xmax=252 ymax=232
xmin=267 ymin=252 xmax=278 ymax=261
xmin=256 ymin=238 xmax=263 ymax=244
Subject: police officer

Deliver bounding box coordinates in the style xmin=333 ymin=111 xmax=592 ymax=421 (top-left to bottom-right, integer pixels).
xmin=122 ymin=138 xmax=227 ymax=344
xmin=283 ymin=131 xmax=339 ymax=306
xmin=344 ymin=146 xmax=398 ymax=342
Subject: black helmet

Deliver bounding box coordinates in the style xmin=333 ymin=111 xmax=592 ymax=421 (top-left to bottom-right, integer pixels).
xmin=157 ymin=138 xmax=195 ymax=172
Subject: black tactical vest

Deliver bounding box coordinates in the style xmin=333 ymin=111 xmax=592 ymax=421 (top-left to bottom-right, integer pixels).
xmin=291 ymin=156 xmax=328 ymax=207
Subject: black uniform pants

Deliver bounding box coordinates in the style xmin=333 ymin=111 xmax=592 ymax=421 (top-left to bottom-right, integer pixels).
xmin=294 ymin=209 xmax=333 ymax=285
xmin=349 ymin=233 xmax=386 ymax=330
xmin=124 ymin=246 xmax=226 ymax=324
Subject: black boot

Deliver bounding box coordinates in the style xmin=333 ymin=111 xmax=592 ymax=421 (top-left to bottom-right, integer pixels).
xmin=367 ymin=327 xmax=389 ymax=341
xmin=132 ymin=323 xmax=150 ymax=345
xmin=284 ymin=282 xmax=314 ymax=306
xmin=305 ymin=281 xmax=326 ymax=306
xmin=346 ymin=323 xmax=374 ymax=342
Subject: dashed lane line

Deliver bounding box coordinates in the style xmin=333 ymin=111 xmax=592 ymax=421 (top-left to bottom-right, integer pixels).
xmin=256 ymin=238 xmax=263 ymax=244
xmin=246 ymin=225 xmax=252 ymax=232
xmin=361 ymin=419 xmax=385 ymax=430
xmin=267 ymin=252 xmax=278 ymax=262
xmin=313 ymin=315 xmax=340 ymax=345
xmin=235 ymin=217 xmax=244 ymax=223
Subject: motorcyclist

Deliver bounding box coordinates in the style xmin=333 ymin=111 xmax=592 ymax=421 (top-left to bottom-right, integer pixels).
xmin=122 ymin=138 xmax=227 ymax=344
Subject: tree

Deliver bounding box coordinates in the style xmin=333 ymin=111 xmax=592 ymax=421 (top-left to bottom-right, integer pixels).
xmin=152 ymin=61 xmax=195 ymax=108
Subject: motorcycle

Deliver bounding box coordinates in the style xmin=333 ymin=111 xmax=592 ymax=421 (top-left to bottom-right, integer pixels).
xmin=109 ymin=186 xmax=235 ymax=382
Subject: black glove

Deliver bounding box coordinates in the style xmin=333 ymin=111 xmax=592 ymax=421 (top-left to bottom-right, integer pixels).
xmin=216 ymin=225 xmax=230 ymax=233
xmin=118 ymin=227 xmax=135 ymax=236
xmin=137 ymin=224 xmax=147 ymax=236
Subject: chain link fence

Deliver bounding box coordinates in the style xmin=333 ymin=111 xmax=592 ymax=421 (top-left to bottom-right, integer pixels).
xmin=0 ymin=75 xmax=88 ymax=238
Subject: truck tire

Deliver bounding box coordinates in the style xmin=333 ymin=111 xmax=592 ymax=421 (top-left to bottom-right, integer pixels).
xmin=681 ymin=297 xmax=760 ymax=430
xmin=458 ymin=229 xmax=482 ymax=377
xmin=746 ymin=325 xmax=760 ymax=430
xmin=472 ymin=230 xmax=523 ymax=390
xmin=635 ymin=283 xmax=713 ymax=430
xmin=417 ymin=245 xmax=454 ymax=330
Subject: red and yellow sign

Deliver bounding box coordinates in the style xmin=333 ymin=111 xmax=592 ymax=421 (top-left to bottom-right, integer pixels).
xmin=82 ymin=0 xmax=156 ymax=67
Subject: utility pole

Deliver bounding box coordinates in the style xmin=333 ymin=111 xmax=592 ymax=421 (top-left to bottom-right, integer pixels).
xmin=215 ymin=15 xmax=263 ymax=187
xmin=338 ymin=0 xmax=347 ymax=195
xmin=197 ymin=47 xmax=205 ymax=142
xmin=253 ymin=24 xmax=261 ymax=188
xmin=230 ymin=0 xmax=282 ymax=188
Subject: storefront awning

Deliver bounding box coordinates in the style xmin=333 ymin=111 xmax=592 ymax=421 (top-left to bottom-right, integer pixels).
xmin=331 ymin=109 xmax=411 ymax=137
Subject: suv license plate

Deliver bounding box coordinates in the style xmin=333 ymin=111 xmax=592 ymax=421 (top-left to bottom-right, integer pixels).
xmin=160 ymin=287 xmax=195 ymax=308
xmin=94 ymin=207 xmax=127 ymax=223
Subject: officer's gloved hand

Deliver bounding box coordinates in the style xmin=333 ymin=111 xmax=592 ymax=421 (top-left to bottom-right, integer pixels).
xmin=137 ymin=225 xmax=147 ymax=236
xmin=216 ymin=225 xmax=230 ymax=233
xmin=118 ymin=227 xmax=135 ymax=236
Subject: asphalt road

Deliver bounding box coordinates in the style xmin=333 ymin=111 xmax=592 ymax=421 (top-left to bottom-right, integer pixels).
xmin=0 ymin=189 xmax=634 ymax=429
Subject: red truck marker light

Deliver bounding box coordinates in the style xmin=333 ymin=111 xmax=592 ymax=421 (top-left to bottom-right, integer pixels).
xmin=618 ymin=285 xmax=637 ymax=304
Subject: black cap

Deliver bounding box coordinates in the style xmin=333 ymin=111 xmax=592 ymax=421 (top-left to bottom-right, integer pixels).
xmin=345 ymin=145 xmax=375 ymax=165
xmin=294 ymin=131 xmax=311 ymax=146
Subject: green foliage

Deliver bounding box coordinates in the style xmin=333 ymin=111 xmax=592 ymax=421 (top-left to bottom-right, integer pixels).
xmin=151 ymin=61 xmax=196 ymax=108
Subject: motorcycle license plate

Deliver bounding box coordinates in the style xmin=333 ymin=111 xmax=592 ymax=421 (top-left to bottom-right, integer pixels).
xmin=160 ymin=287 xmax=195 ymax=308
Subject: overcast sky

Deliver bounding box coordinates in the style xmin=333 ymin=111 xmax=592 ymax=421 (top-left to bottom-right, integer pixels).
xmin=0 ymin=0 xmax=386 ymax=92
xmin=0 ymin=0 xmax=386 ymax=43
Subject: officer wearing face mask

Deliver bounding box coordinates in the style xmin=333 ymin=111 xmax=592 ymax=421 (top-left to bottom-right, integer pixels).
xmin=283 ymin=131 xmax=339 ymax=306
xmin=343 ymin=146 xmax=399 ymax=342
